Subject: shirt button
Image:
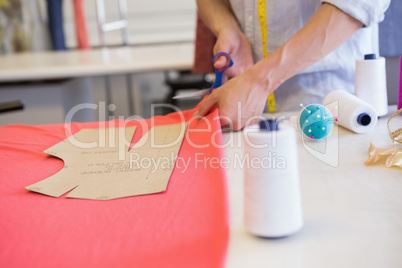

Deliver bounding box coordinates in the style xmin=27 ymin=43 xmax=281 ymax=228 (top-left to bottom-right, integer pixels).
xmin=248 ymin=15 xmax=253 ymax=22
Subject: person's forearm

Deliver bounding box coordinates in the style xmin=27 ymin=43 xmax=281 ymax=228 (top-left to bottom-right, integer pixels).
xmin=254 ymin=3 xmax=364 ymax=93
xmin=196 ymin=0 xmax=240 ymax=36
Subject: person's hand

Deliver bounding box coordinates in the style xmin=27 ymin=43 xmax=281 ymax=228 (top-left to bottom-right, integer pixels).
xmin=194 ymin=66 xmax=273 ymax=130
xmin=193 ymin=28 xmax=260 ymax=130
xmin=213 ymin=28 xmax=254 ymax=82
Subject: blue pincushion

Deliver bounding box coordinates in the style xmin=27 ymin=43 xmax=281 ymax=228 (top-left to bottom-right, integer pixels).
xmin=299 ymin=104 xmax=334 ymax=139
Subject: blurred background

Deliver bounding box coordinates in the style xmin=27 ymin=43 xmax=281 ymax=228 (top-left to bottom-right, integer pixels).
xmin=0 ymin=0 xmax=203 ymax=125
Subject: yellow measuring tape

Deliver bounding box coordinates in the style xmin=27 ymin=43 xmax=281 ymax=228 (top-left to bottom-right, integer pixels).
xmin=258 ymin=0 xmax=276 ymax=112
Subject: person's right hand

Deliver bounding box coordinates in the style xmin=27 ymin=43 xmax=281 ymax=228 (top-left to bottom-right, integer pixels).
xmin=213 ymin=29 xmax=254 ymax=82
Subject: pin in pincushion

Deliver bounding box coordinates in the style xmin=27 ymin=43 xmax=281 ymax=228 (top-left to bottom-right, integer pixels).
xmin=298 ymin=104 xmax=334 ymax=140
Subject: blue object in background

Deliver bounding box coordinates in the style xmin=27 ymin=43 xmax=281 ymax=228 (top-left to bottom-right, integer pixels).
xmin=299 ymin=104 xmax=334 ymax=140
xmin=379 ymin=1 xmax=402 ymax=57
xmin=46 ymin=0 xmax=66 ymax=50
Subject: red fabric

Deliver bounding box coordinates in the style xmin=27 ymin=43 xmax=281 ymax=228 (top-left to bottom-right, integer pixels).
xmin=73 ymin=0 xmax=90 ymax=49
xmin=0 ymin=108 xmax=229 ymax=268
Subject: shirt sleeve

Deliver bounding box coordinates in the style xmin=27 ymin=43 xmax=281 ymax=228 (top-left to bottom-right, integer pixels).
xmin=321 ymin=0 xmax=391 ymax=27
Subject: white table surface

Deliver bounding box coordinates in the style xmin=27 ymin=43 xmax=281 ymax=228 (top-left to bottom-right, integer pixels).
xmin=223 ymin=106 xmax=402 ymax=268
xmin=0 ymin=42 xmax=194 ymax=82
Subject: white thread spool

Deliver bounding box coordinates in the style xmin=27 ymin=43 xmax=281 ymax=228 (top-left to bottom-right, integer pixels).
xmin=354 ymin=54 xmax=388 ymax=117
xmin=243 ymin=122 xmax=303 ymax=238
xmin=323 ymin=90 xmax=377 ymax=134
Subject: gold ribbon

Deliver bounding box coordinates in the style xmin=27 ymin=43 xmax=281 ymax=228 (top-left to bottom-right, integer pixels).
xmin=364 ymin=142 xmax=402 ymax=168
xmin=388 ymin=107 xmax=402 ymax=145
xmin=365 ymin=108 xmax=402 ymax=168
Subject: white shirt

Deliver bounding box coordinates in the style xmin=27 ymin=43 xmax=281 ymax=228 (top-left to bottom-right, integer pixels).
xmin=229 ymin=0 xmax=391 ymax=111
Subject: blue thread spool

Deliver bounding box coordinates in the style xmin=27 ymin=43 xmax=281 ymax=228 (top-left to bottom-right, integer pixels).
xmin=299 ymin=104 xmax=334 ymax=139
xmin=357 ymin=113 xmax=371 ymax=126
xmin=364 ymin=54 xmax=376 ymax=60
xmin=259 ymin=118 xmax=279 ymax=131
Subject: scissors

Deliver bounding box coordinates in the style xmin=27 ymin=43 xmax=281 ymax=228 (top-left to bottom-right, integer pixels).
xmin=173 ymin=52 xmax=234 ymax=99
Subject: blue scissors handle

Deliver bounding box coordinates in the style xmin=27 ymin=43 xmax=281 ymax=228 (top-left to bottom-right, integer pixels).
xmin=209 ymin=52 xmax=234 ymax=93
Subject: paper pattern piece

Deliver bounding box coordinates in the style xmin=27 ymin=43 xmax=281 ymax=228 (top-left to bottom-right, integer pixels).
xmin=365 ymin=142 xmax=402 ymax=168
xmin=26 ymin=123 xmax=187 ymax=200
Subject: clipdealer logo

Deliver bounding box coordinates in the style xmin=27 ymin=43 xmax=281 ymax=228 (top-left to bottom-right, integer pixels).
xmin=63 ymin=101 xmax=339 ymax=168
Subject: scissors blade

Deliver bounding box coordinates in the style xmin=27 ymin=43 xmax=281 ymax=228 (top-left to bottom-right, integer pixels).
xmin=173 ymin=88 xmax=210 ymax=99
